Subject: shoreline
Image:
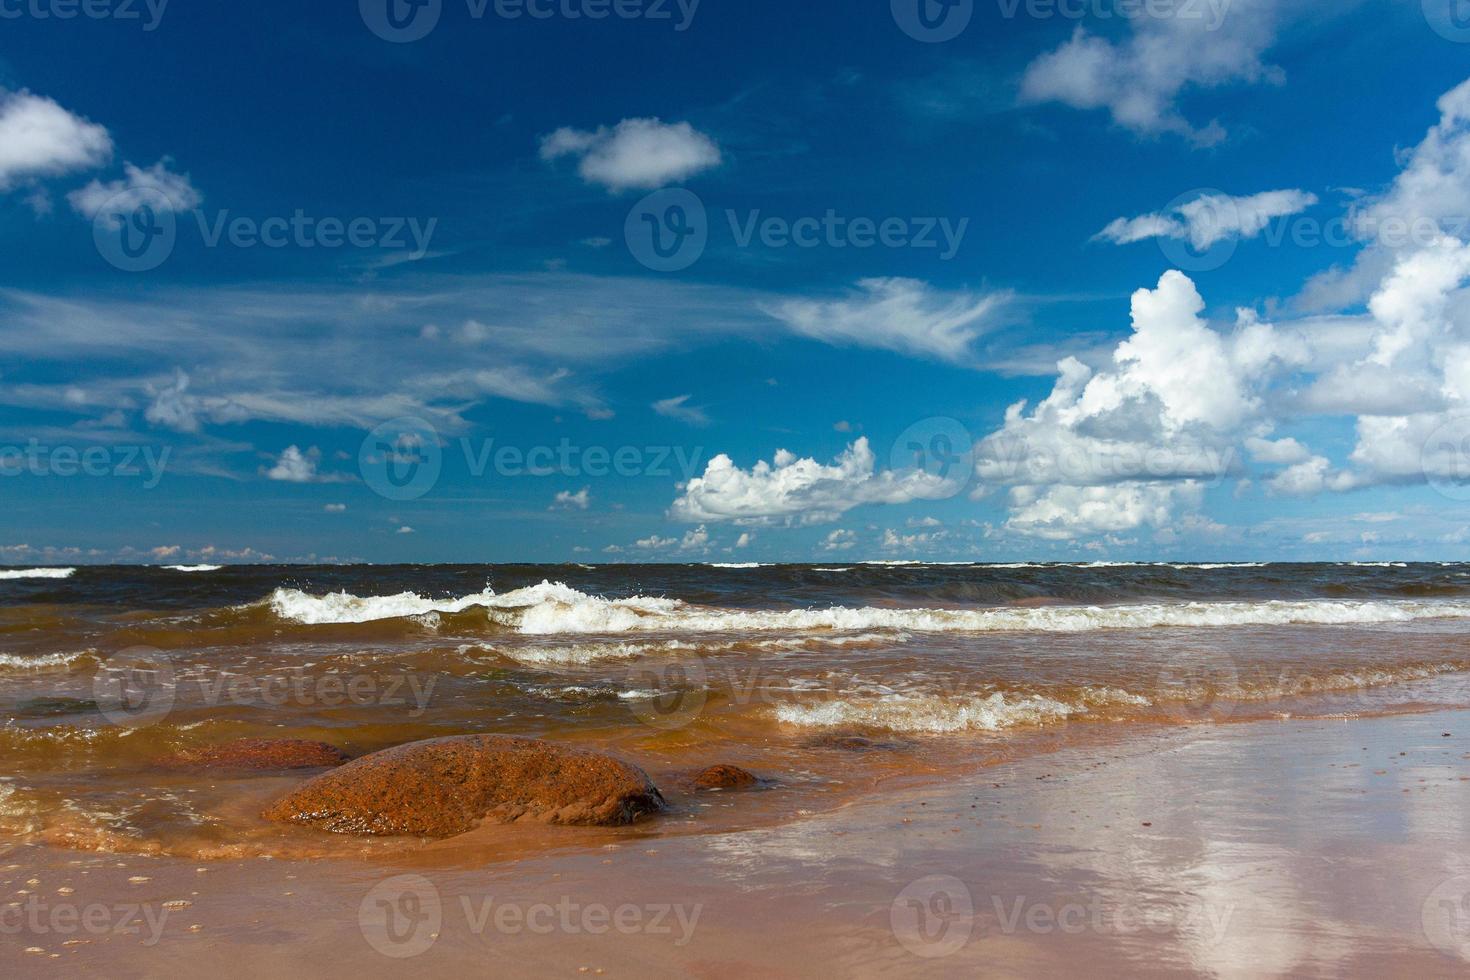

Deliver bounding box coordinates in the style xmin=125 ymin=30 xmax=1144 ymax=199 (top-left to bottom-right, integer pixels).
xmin=7 ymin=709 xmax=1470 ymax=977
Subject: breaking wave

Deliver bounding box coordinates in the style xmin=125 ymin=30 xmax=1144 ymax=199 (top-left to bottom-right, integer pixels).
xmin=0 ymin=568 xmax=76 ymax=580
xmin=263 ymin=582 xmax=1470 ymax=635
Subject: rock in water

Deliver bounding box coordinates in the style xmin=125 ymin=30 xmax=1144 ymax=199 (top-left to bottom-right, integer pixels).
xmin=261 ymin=734 xmax=665 ymax=837
xmin=691 ymin=764 xmax=762 ymax=790
xmin=159 ymin=738 xmax=351 ymax=771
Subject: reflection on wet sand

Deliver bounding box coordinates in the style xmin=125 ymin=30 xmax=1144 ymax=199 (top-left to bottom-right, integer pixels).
xmin=5 ymin=709 xmax=1469 ymax=977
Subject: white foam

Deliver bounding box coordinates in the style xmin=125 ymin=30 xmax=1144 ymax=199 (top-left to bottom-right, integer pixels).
xmin=775 ymin=692 xmax=1077 ymax=733
xmin=162 ymin=565 xmax=223 ymax=572
xmin=706 ymin=563 xmax=769 ymax=569
xmin=0 ymin=568 xmax=75 ymax=580
xmin=268 ymin=582 xmax=1470 ymax=636
xmin=0 ymin=650 xmax=91 ymax=671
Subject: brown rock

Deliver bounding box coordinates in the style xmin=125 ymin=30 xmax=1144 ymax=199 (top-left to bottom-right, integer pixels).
xmin=690 ymin=764 xmax=762 ymax=791
xmin=159 ymin=738 xmax=350 ymax=771
xmin=262 ymin=734 xmax=664 ymax=837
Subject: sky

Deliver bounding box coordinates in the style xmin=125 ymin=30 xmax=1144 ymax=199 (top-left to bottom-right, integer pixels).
xmin=3 ymin=0 xmax=1470 ymax=564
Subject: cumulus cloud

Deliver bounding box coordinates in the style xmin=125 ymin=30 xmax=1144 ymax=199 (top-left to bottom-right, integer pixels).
xmin=67 ymin=159 xmax=202 ymax=217
xmin=1005 ymin=483 xmax=1202 ymax=540
xmin=0 ymin=90 xmax=112 ymax=191
xmin=652 ymin=394 xmax=710 ymax=426
xmin=762 ymin=278 xmax=1009 ymax=365
xmin=539 ymin=118 xmax=721 ymax=192
xmin=552 ymin=487 xmax=591 ymax=510
xmin=821 ymin=529 xmax=856 ymax=551
xmin=1019 ymin=0 xmax=1286 ymax=145
xmin=265 ymin=445 xmax=321 ymax=483
xmin=1095 ymin=190 xmax=1317 ymax=250
xmin=974 ymin=270 xmax=1310 ymax=535
xmin=670 ymin=437 xmax=950 ymax=526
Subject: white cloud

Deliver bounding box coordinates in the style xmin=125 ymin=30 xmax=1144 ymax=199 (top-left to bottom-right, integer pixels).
xmin=762 ymin=278 xmax=1009 ymax=365
xmin=1095 ymin=190 xmax=1317 ymax=250
xmin=324 ymin=503 xmax=347 ymax=513
xmin=265 ymin=445 xmax=320 ymax=483
xmin=539 ymin=118 xmax=721 ymax=192
xmin=1244 ymin=436 xmax=1311 ymax=465
xmin=1019 ymin=0 xmax=1286 ymax=145
xmin=396 ymin=526 xmax=415 ymax=535
xmin=0 ymin=90 xmax=112 ymax=191
xmin=734 ymin=532 xmax=753 ymax=549
xmin=1265 ymin=456 xmax=1352 ymax=497
xmin=67 ymin=159 xmax=201 ymax=217
xmin=669 ymin=437 xmax=951 ymax=526
xmin=552 ymin=487 xmax=591 ymax=510
xmin=820 ymin=529 xmax=856 ymax=552
xmin=652 ymin=394 xmax=710 ymax=426
xmin=1006 ymin=482 xmax=1203 ymax=540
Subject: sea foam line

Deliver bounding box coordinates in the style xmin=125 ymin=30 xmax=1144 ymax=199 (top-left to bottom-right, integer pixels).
xmin=0 ymin=568 xmax=75 ymax=580
xmin=263 ymin=582 xmax=1470 ymax=635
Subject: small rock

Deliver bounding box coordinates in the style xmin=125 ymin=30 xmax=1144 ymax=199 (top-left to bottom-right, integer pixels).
xmin=689 ymin=765 xmax=762 ymax=791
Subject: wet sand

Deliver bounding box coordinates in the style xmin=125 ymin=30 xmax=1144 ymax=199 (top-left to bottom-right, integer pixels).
xmin=6 ymin=709 xmax=1470 ymax=978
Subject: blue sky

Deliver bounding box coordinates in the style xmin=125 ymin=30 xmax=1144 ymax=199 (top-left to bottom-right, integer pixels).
xmin=4 ymin=0 xmax=1470 ymax=564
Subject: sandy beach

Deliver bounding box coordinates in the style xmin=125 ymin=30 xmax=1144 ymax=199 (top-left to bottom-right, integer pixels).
xmin=6 ymin=707 xmax=1469 ymax=978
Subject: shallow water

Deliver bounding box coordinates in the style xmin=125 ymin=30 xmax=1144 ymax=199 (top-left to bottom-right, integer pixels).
xmin=3 ymin=561 xmax=1470 ymax=859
